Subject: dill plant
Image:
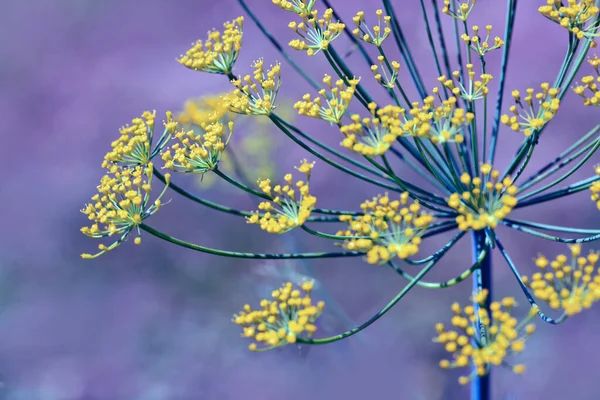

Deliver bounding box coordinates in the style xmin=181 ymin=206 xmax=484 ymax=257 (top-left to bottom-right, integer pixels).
xmin=80 ymin=1 xmax=600 ymax=398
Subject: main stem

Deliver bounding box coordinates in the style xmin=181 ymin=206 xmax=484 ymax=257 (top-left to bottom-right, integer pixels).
xmin=471 ymin=231 xmax=491 ymax=400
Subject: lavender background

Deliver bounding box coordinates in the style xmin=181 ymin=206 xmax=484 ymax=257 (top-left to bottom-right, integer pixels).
xmin=1 ymin=0 xmax=599 ymax=399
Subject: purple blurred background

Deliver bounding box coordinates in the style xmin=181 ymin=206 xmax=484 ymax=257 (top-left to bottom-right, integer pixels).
xmin=1 ymin=0 xmax=599 ymax=399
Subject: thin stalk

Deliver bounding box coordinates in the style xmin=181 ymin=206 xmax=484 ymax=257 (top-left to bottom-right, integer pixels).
xmin=501 ymin=221 xmax=600 ymax=243
xmin=140 ymin=223 xmax=363 ymax=259
xmin=471 ymin=230 xmax=491 ymax=400
xmin=516 ymin=176 xmax=598 ymax=208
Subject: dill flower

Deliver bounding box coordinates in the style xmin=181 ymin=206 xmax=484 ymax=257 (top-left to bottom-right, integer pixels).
xmin=573 ymin=55 xmax=600 ymax=106
xmin=340 ymin=103 xmax=402 ymax=156
xmin=443 ymin=0 xmax=477 ymax=21
xmin=539 ymin=0 xmax=600 ymax=39
xmin=404 ymin=96 xmax=470 ymax=144
xmin=288 ymin=8 xmax=345 ymax=56
xmin=102 ymin=111 xmax=178 ymax=168
xmin=178 ymin=17 xmax=244 ymax=74
xmin=272 ymin=0 xmax=315 ymax=16
xmin=336 ymin=192 xmax=434 ymax=264
xmin=448 ymin=164 xmax=518 ymax=231
xmin=80 ymin=163 xmax=170 ymax=259
xmin=233 ymin=280 xmax=324 ymax=351
xmin=161 ymin=120 xmax=234 ymax=175
xmin=247 ymin=160 xmax=317 ymax=234
xmin=501 ymin=83 xmax=560 ymax=136
xmin=371 ymin=56 xmax=401 ymax=89
xmin=522 ymin=244 xmax=600 ymax=316
xmin=591 ymin=164 xmax=600 ymax=210
xmin=176 ymin=93 xmax=234 ymax=129
xmin=461 ymin=25 xmax=504 ymax=57
xmin=352 ymin=10 xmax=392 ymax=47
xmin=294 ymin=74 xmax=359 ymax=124
xmin=436 ymin=65 xmax=494 ymax=102
xmin=224 ymin=59 xmax=281 ymax=116
xmin=435 ymin=289 xmax=536 ymax=384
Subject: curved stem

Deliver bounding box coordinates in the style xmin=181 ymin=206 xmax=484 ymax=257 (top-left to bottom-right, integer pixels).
xmin=140 ymin=223 xmax=363 ymax=259
xmin=501 ymin=220 xmax=600 ymax=243
xmin=495 ymin=237 xmax=568 ymax=325
xmin=503 ymin=218 xmax=600 ymax=235
xmin=297 ymin=231 xmax=491 ymax=345
xmin=515 ymin=176 xmax=598 ymax=208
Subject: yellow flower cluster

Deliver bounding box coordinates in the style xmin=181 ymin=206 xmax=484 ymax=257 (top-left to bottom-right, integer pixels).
xmin=592 ymin=164 xmax=600 ymax=210
xmin=272 ymin=0 xmax=315 ymax=16
xmin=336 ymin=192 xmax=434 ymax=264
xmin=435 ymin=289 xmax=535 ymax=384
xmin=224 ymin=59 xmax=281 ymax=115
xmin=102 ymin=111 xmax=178 ymax=168
xmin=340 ymin=103 xmax=403 ymax=156
xmin=436 ymin=64 xmax=493 ymax=102
xmin=233 ymin=281 xmax=324 ymax=351
xmin=539 ymin=0 xmax=600 ymax=39
xmin=178 ymin=17 xmax=244 ymax=74
xmin=442 ymin=0 xmax=477 ymax=21
xmin=448 ymin=164 xmax=518 ymax=231
xmin=288 ymin=9 xmax=345 ymax=56
xmin=501 ymin=83 xmax=560 ymax=136
xmin=574 ymin=55 xmax=600 ymax=106
xmin=371 ymin=55 xmax=400 ymax=89
xmin=294 ymin=74 xmax=359 ymax=124
xmin=80 ymin=163 xmax=170 ymax=258
xmin=522 ymin=244 xmax=600 ymax=316
xmin=352 ymin=10 xmax=392 ymax=46
xmin=461 ymin=25 xmax=504 ymax=57
xmin=404 ymin=96 xmax=471 ymax=144
xmin=247 ymin=160 xmax=317 ymax=234
xmin=176 ymin=93 xmax=233 ymax=129
xmin=161 ymin=121 xmax=234 ymax=175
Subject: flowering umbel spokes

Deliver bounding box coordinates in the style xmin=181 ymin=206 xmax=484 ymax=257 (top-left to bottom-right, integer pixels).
xmin=178 ymin=17 xmax=244 ymax=74
xmin=435 ymin=290 xmax=535 ymax=384
xmin=288 ymin=8 xmax=345 ymax=56
xmin=522 ymin=244 xmax=600 ymax=316
xmin=574 ymin=55 xmax=600 ymax=106
xmin=247 ymin=160 xmax=317 ymax=234
xmin=294 ymin=74 xmax=359 ymax=124
xmin=272 ymin=0 xmax=316 ymax=16
xmin=539 ymin=0 xmax=600 ymax=39
xmin=80 ymin=163 xmax=170 ymax=258
xmin=233 ymin=281 xmax=324 ymax=351
xmin=337 ymin=192 xmax=434 ymax=264
xmin=501 ymin=83 xmax=560 ymax=136
xmin=224 ymin=59 xmax=281 ymax=115
xmin=448 ymin=164 xmax=518 ymax=231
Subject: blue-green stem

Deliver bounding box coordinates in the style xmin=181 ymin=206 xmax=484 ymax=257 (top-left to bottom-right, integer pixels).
xmin=471 ymin=230 xmax=491 ymax=400
xmin=516 ymin=175 xmax=598 ymax=208
xmin=495 ymin=238 xmax=568 ymax=325
xmin=140 ymin=223 xmax=363 ymax=259
xmin=488 ymin=0 xmax=517 ymax=165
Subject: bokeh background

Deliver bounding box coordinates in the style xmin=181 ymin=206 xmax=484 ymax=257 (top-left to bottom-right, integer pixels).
xmin=1 ymin=0 xmax=599 ymax=399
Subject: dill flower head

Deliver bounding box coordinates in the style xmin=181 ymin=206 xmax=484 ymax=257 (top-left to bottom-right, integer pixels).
xmin=337 ymin=192 xmax=434 ymax=264
xmin=161 ymin=121 xmax=234 ymax=175
xmin=404 ymin=96 xmax=471 ymax=144
xmin=448 ymin=164 xmax=518 ymax=231
xmin=80 ymin=163 xmax=170 ymax=259
xmin=288 ymin=8 xmax=345 ymax=56
xmin=102 ymin=111 xmax=178 ymax=168
xmin=340 ymin=103 xmax=402 ymax=156
xmin=352 ymin=10 xmax=392 ymax=47
xmin=247 ymin=160 xmax=317 ymax=234
xmin=371 ymin=56 xmax=401 ymax=89
xmin=539 ymin=0 xmax=600 ymax=39
xmin=233 ymin=280 xmax=324 ymax=351
xmin=437 ymin=64 xmax=494 ymax=102
xmin=178 ymin=17 xmax=244 ymax=74
xmin=461 ymin=25 xmax=504 ymax=57
xmin=591 ymin=164 xmax=600 ymax=209
xmin=573 ymin=55 xmax=600 ymax=106
xmin=224 ymin=59 xmax=281 ymax=115
xmin=272 ymin=0 xmax=315 ymax=16
xmin=443 ymin=0 xmax=477 ymax=21
xmin=176 ymin=93 xmax=234 ymax=129
xmin=522 ymin=244 xmax=600 ymax=316
xmin=435 ymin=289 xmax=536 ymax=384
xmin=501 ymin=83 xmax=561 ymax=136
xmin=294 ymin=74 xmax=359 ymax=124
